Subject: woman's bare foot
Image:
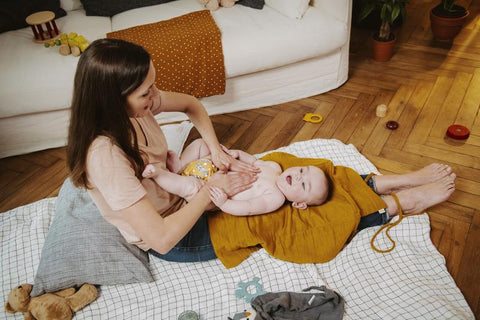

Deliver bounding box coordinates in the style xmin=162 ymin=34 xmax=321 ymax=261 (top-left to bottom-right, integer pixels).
xmin=383 ymin=173 xmax=456 ymax=217
xmin=142 ymin=164 xmax=157 ymax=178
xmin=374 ymin=163 xmax=452 ymax=194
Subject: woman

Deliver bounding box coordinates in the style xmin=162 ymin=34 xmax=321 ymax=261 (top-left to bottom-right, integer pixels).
xmin=67 ymin=38 xmax=257 ymax=262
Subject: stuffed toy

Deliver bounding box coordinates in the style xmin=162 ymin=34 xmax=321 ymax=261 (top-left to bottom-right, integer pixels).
xmin=5 ymin=283 xmax=98 ymax=320
xmin=197 ymin=0 xmax=239 ymax=11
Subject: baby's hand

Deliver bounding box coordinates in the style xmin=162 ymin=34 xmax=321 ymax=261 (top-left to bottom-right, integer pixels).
xmin=208 ymin=186 xmax=228 ymax=207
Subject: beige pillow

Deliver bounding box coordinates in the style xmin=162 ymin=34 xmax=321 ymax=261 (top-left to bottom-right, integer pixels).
xmin=60 ymin=0 xmax=82 ymax=11
xmin=265 ymin=0 xmax=310 ymax=19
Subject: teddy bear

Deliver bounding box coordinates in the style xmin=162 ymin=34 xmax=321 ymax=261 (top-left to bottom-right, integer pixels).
xmin=197 ymin=0 xmax=239 ymax=11
xmin=4 ymin=283 xmax=98 ymax=320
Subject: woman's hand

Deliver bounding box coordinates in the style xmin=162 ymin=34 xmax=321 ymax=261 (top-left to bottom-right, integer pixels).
xmin=210 ymin=147 xmax=259 ymax=174
xmin=207 ymin=171 xmax=256 ymax=197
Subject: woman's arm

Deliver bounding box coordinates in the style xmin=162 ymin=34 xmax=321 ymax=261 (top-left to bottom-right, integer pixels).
xmin=121 ymin=189 xmax=211 ymax=254
xmin=157 ymin=91 xmax=259 ymax=173
xmin=221 ymin=147 xmax=258 ymax=165
xmin=121 ymin=171 xmax=256 ymax=253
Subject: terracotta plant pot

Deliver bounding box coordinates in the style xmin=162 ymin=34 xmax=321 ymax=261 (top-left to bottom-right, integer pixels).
xmin=430 ymin=7 xmax=470 ymax=43
xmin=371 ymin=34 xmax=396 ymax=62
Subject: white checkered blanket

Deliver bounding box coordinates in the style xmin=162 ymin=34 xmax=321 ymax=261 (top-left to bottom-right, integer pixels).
xmin=1 ymin=134 xmax=474 ymax=319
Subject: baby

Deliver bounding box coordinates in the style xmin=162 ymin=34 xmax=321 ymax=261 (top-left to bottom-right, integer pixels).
xmin=206 ymin=148 xmax=329 ymax=215
xmin=142 ymin=140 xmax=329 ymax=216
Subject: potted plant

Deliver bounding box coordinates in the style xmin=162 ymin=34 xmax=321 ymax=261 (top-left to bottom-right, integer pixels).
xmin=430 ymin=0 xmax=469 ymax=43
xmin=358 ymin=0 xmax=408 ymax=62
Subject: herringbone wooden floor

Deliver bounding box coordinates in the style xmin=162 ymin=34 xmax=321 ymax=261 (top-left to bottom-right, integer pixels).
xmin=1 ymin=0 xmax=479 ymax=317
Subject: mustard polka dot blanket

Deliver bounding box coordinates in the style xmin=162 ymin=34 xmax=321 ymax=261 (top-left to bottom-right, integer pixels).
xmin=107 ymin=10 xmax=225 ymax=98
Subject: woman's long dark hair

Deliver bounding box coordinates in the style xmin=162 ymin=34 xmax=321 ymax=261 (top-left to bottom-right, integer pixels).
xmin=67 ymin=38 xmax=151 ymax=188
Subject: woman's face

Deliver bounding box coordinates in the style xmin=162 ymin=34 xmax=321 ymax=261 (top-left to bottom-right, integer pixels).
xmin=126 ymin=62 xmax=157 ymax=118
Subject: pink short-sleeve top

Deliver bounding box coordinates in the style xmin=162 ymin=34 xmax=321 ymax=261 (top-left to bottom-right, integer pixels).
xmin=86 ymin=110 xmax=185 ymax=250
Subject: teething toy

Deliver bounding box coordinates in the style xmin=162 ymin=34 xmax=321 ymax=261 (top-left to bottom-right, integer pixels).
xmin=303 ymin=113 xmax=323 ymax=123
xmin=376 ymin=104 xmax=387 ymax=117
xmin=235 ymin=277 xmax=265 ymax=303
xmin=446 ymin=124 xmax=470 ymax=140
xmin=386 ymin=120 xmax=399 ymax=130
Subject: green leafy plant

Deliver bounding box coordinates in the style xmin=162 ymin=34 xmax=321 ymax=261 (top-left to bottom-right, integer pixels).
xmin=435 ymin=0 xmax=466 ymax=16
xmin=359 ymin=0 xmax=408 ymax=41
xmin=441 ymin=0 xmax=458 ymax=12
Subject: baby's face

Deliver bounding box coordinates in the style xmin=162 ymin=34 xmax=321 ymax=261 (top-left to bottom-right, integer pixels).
xmin=276 ymin=166 xmax=329 ymax=206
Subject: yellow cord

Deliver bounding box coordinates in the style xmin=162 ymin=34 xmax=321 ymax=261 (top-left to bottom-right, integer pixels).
xmin=364 ymin=172 xmax=376 ymax=184
xmin=370 ymin=193 xmax=424 ymax=253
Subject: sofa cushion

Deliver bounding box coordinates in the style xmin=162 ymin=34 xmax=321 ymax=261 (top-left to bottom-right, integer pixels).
xmin=237 ymin=0 xmax=264 ymax=10
xmin=60 ymin=0 xmax=83 ymax=11
xmin=0 ymin=0 xmax=66 ymax=33
xmin=80 ymin=0 xmax=176 ymax=17
xmin=112 ymin=0 xmax=349 ymax=78
xmin=265 ymin=0 xmax=310 ymax=19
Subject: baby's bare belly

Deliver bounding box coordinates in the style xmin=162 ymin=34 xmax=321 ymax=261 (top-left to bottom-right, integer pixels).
xmin=231 ymin=160 xmax=281 ymax=200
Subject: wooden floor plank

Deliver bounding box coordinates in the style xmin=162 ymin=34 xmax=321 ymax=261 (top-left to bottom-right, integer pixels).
xmin=313 ymin=97 xmax=355 ymax=139
xmin=456 ymin=68 xmax=480 ymax=127
xmin=456 ymin=210 xmax=480 ymax=315
xmin=334 ymin=93 xmax=375 ymax=143
xmin=348 ymin=90 xmax=394 ymax=151
xmin=407 ymin=76 xmax=454 ymax=145
xmin=430 ymin=72 xmax=472 ymax=138
xmin=403 ymin=143 xmax=480 ymax=169
xmin=384 ymin=81 xmax=432 ymax=151
xmin=362 ymin=85 xmax=415 ymax=155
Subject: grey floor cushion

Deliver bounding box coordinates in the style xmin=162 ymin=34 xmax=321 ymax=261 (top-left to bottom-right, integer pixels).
xmin=32 ymin=178 xmax=153 ymax=296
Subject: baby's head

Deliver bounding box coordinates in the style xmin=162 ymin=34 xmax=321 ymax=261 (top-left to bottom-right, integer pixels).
xmin=276 ymin=165 xmax=329 ymax=210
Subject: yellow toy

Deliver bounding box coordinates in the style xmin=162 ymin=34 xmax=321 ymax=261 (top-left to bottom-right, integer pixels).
xmin=5 ymin=283 xmax=98 ymax=320
xmin=45 ymin=32 xmax=89 ymax=56
xmin=182 ymin=159 xmax=218 ymax=181
xmin=303 ymin=113 xmax=323 ymax=124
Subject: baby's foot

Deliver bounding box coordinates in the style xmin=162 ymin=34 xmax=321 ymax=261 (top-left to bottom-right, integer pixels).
xmin=166 ymin=150 xmax=182 ymax=173
xmin=375 ymin=163 xmax=452 ymax=194
xmin=142 ymin=164 xmax=157 ymax=178
xmin=389 ymin=173 xmax=456 ymax=215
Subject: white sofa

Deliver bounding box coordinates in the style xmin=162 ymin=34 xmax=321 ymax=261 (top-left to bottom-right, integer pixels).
xmin=0 ymin=0 xmax=351 ymax=158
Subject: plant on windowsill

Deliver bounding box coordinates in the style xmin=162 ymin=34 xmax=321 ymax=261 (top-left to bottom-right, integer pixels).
xmin=358 ymin=0 xmax=408 ymax=62
xmin=430 ymin=0 xmax=470 ymax=43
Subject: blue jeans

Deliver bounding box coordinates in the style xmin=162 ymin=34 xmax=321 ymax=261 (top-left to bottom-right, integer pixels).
xmin=358 ymin=174 xmax=390 ymax=231
xmin=148 ymin=213 xmax=216 ymax=262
